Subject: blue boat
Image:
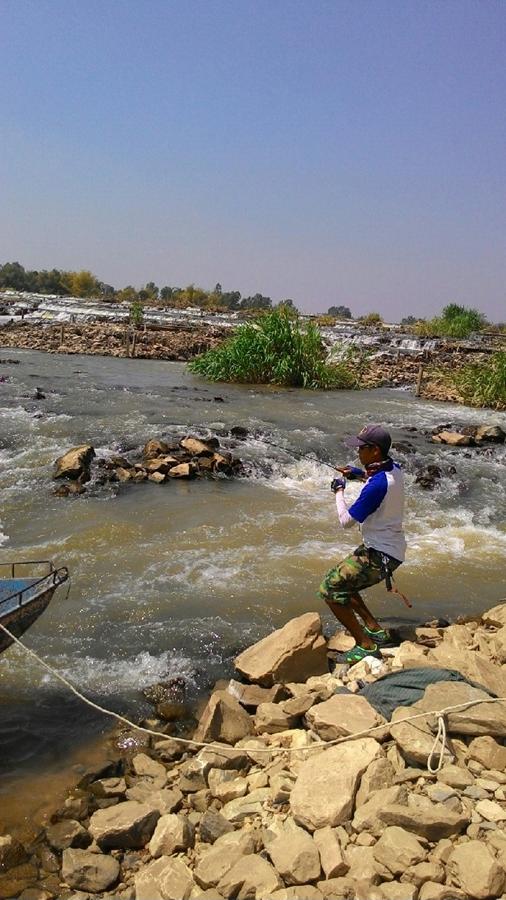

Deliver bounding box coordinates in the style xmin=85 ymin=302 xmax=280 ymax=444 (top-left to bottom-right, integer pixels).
xmin=0 ymin=561 xmax=69 ymax=655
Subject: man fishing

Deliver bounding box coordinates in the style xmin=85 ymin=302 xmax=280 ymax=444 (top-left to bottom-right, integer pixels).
xmin=318 ymin=424 xmax=406 ymax=664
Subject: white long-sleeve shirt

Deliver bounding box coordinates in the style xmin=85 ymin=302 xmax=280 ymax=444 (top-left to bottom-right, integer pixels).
xmin=335 ymin=459 xmax=406 ymax=561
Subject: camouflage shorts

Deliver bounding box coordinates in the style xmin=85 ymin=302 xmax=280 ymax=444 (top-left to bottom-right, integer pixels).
xmin=318 ymin=544 xmax=401 ymax=606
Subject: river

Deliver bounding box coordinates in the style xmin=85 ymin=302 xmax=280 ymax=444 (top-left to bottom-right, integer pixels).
xmin=1 ymin=349 xmax=505 ymax=830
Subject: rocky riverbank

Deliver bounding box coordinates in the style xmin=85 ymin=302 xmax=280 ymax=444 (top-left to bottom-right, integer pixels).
xmin=4 ymin=603 xmax=506 ymax=900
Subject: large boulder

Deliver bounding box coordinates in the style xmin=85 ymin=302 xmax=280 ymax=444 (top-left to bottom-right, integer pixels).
xmin=426 ymin=645 xmax=506 ymax=697
xmin=447 ymin=840 xmax=506 ymax=899
xmin=305 ymin=694 xmax=386 ymax=742
xmin=53 ymin=445 xmax=95 ymax=481
xmin=431 ymin=431 xmax=472 ymax=446
xmin=88 ymin=800 xmax=159 ymax=849
xmin=234 ymin=613 xmax=328 ymax=687
xmin=390 ymin=705 xmax=453 ymax=768
xmin=290 ymin=738 xmax=382 ymax=830
xmin=193 ymin=691 xmax=254 ymax=745
xmin=418 ymin=681 xmax=506 ymax=736
xmin=378 ymin=795 xmax=469 ymax=840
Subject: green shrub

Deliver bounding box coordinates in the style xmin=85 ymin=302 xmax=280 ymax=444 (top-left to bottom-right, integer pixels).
xmin=129 ymin=300 xmax=144 ymax=327
xmin=415 ymin=305 xmax=486 ymax=339
xmin=188 ymin=308 xmax=358 ymax=389
xmin=359 ymin=312 xmax=383 ymax=325
xmin=453 ymin=352 xmax=506 ymax=410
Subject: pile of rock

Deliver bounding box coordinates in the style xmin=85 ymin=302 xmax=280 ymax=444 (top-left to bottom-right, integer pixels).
xmin=4 ymin=603 xmax=506 ymax=899
xmin=53 ymin=436 xmax=241 ymax=496
xmin=430 ymin=424 xmax=505 ymax=448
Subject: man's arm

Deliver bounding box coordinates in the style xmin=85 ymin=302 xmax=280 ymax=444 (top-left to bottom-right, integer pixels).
xmin=334 ymin=472 xmax=388 ymax=529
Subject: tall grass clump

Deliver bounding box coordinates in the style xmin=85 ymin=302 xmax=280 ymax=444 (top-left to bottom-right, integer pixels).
xmin=188 ymin=308 xmax=358 ymax=389
xmin=453 ymin=351 xmax=506 ymax=410
xmin=415 ymin=304 xmax=486 ymax=339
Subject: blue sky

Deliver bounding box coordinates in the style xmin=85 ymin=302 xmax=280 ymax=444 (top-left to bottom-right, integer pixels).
xmin=1 ymin=0 xmax=505 ymax=319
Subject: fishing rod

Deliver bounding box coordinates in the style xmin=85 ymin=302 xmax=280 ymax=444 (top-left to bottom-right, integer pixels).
xmin=254 ymin=435 xmax=364 ymax=479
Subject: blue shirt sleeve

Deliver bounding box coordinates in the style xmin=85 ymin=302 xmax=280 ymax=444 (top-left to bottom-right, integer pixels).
xmin=348 ymin=472 xmax=388 ymax=523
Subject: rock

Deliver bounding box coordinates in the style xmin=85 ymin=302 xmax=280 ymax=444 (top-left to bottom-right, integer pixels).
xmin=356 ymin=758 xmax=396 ymax=806
xmin=199 ymin=809 xmax=234 ymax=843
xmin=227 ymin=679 xmax=286 ymax=709
xmin=143 ymin=439 xmax=169 ymax=459
xmin=475 ymin=799 xmax=506 ymax=822
xmin=217 ymin=854 xmax=283 ymax=899
xmin=131 ymin=752 xmax=167 ymax=781
xmin=313 ymin=826 xmax=348 ymax=878
xmin=0 ymin=862 xmax=38 ymax=899
xmin=264 ymin=889 xmax=323 ymax=900
xmin=153 ymin=736 xmax=186 ymax=762
xmin=345 ymin=844 xmax=391 ymax=886
xmin=53 ymin=445 xmax=95 ymax=481
xmin=194 ymin=831 xmax=260 ymax=889
xmin=372 ymin=826 xmax=427 ymax=875
xmin=45 ymin=819 xmax=91 ymax=850
xmin=482 ymin=601 xmax=506 ymax=628
xmin=148 ymin=813 xmax=195 ymax=857
xmin=178 ymin=757 xmax=208 ymax=792
xmin=207 ymin=768 xmax=248 ymax=802
xmin=180 ymin=436 xmax=218 ymax=456
xmin=415 ymin=465 xmax=443 ymax=490
xmin=90 ymin=777 xmax=127 ymax=799
xmin=305 ymin=694 xmax=386 ymax=742
xmin=436 ymin=764 xmax=474 ymax=789
xmin=401 ymin=861 xmax=445 ymax=887
xmin=380 ymin=884 xmax=417 ymax=900
xmin=148 ymin=470 xmax=166 ymax=483
xmin=290 ymin=738 xmax=382 ymax=830
xmin=255 ymin=702 xmax=298 ymax=734
xmin=193 ymin=690 xmax=254 ymax=744
xmin=390 ymin=705 xmax=453 ymax=768
xmin=475 ymin=424 xmax=505 ymax=443
xmin=426 ymin=645 xmax=506 ymax=696
xmin=167 ymin=461 xmax=196 ymax=478
xmin=432 ymin=431 xmax=472 ymax=446
xmin=447 ymin=840 xmax=506 ymax=899
xmin=196 ymin=742 xmax=252 ymax=773
xmin=467 ymin=735 xmax=506 ymax=770
xmin=61 ymin=848 xmax=120 ymax=893
xmin=352 ymin=785 xmax=407 ymax=835
xmin=418 ymin=681 xmax=506 ymax=737
xmin=0 ymin=834 xmax=28 ymax=871
xmin=220 ymin=787 xmax=271 ymax=823
xmin=88 ymin=800 xmax=159 ymax=849
xmin=135 ymin=856 xmax=194 ymax=900
xmin=124 ymin=784 xmax=183 ymax=814
xmin=234 ymin=612 xmax=328 ymax=687
xmin=266 ymin=820 xmax=321 ymax=885
xmin=378 ymin=795 xmax=469 ymax=840
xmin=418 ymin=884 xmax=468 ymax=900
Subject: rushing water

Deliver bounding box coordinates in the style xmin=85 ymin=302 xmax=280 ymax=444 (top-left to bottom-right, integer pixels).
xmin=1 ymin=349 xmax=505 ymax=827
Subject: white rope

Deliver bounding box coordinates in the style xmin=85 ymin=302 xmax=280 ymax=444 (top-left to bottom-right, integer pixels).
xmin=427 ymin=714 xmax=448 ymax=773
xmin=2 ymin=621 xmax=505 ymax=770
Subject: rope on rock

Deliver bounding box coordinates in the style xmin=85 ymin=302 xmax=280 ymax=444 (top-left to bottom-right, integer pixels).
xmin=1 ymin=620 xmax=504 ymax=773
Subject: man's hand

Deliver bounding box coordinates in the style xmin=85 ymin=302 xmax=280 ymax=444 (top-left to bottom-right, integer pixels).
xmin=330 ymin=477 xmax=346 ymax=493
xmin=336 ymin=465 xmax=365 ymax=480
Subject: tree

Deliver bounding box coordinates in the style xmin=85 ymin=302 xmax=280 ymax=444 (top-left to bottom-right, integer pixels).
xmin=66 ymin=270 xmax=101 ymax=298
xmin=277 ymin=298 xmax=297 ymax=312
xmin=129 ymin=299 xmax=144 ymax=327
xmin=0 ymin=261 xmax=31 ymax=291
xmin=214 ymin=283 xmax=222 ymax=295
xmin=240 ymin=293 xmax=272 ymax=310
xmin=327 ymin=305 xmax=352 ymax=319
xmin=116 ymin=285 xmax=139 ymax=303
xmin=400 ymin=315 xmax=418 ymax=326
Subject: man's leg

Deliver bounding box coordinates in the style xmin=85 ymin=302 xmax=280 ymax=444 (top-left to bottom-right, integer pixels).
xmin=349 ymin=592 xmax=382 ymax=633
xmin=324 ymin=597 xmax=376 ymax=650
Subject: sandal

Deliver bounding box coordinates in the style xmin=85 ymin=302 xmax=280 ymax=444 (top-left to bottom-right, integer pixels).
xmin=342 ymin=643 xmax=382 ymax=664
xmin=364 ymin=626 xmax=399 ymax=647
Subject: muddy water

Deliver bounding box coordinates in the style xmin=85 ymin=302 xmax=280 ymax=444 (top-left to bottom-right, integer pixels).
xmin=1 ymin=349 xmax=505 ymax=829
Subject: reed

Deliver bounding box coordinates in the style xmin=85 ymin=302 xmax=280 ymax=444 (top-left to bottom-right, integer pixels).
xmin=188 ymin=308 xmax=358 ymax=389
xmin=453 ymin=351 xmax=506 ymax=410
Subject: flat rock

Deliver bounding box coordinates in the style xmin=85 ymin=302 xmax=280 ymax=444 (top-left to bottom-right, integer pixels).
xmin=45 ymin=819 xmax=90 ymax=851
xmin=227 ymin=680 xmax=286 ymax=709
xmin=290 ymin=738 xmax=382 ymax=830
xmin=418 ymin=681 xmax=506 ymax=736
xmin=61 ymin=848 xmax=120 ymax=893
xmin=353 ymin=785 xmax=407 ymax=835
xmin=305 ymin=693 xmax=386 ymax=742
xmin=125 ymin=784 xmax=183 ymax=814
xmin=356 ymin=757 xmax=396 ymax=806
xmin=390 ymin=704 xmax=453 ymax=768
xmin=475 ymin=799 xmax=506 ymax=821
xmin=378 ymin=795 xmax=469 ymax=840
xmin=220 ymin=787 xmax=271 ymax=823
xmin=234 ymin=612 xmax=328 ymax=687
xmin=199 ymin=809 xmax=234 ymax=843
xmin=436 ymin=764 xmax=474 ymax=789
xmin=427 ymin=645 xmax=506 ymax=696
xmin=255 ymin=702 xmax=298 ymax=734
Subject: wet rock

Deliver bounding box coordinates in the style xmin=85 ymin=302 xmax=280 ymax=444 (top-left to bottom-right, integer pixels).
xmin=167 ymin=461 xmax=196 ymax=478
xmin=290 ymin=738 xmax=382 ymax=830
xmin=88 ymin=800 xmax=160 ymax=850
xmin=89 ymin=777 xmax=126 ymax=799
xmin=45 ymin=820 xmax=91 ymax=851
xmin=0 ymin=863 xmax=40 ymax=900
xmin=415 ymin=465 xmax=443 ymax=490
xmin=131 ymin=752 xmax=167 ymax=782
xmin=230 ymin=426 xmax=249 ymax=439
xmin=61 ymin=848 xmax=120 ymax=893
xmin=193 ymin=690 xmax=254 ymax=745
xmin=234 ymin=612 xmax=328 ymax=687
xmin=53 ymin=445 xmax=95 ymax=481
xmin=143 ymin=439 xmax=170 ymax=459
xmin=0 ymin=834 xmax=29 ymax=871
xmin=180 ymin=436 xmax=219 ymax=455
xmin=124 ymin=784 xmax=183 ymax=814
xmin=475 ymin=424 xmax=505 ymax=443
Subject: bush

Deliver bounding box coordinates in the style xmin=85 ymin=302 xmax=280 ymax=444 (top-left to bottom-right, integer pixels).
xmin=359 ymin=312 xmax=383 ymax=326
xmin=415 ymin=305 xmax=487 ymax=339
xmin=188 ymin=308 xmax=358 ymax=389
xmin=129 ymin=300 xmax=144 ymax=327
xmin=453 ymin=352 xmax=506 ymax=410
